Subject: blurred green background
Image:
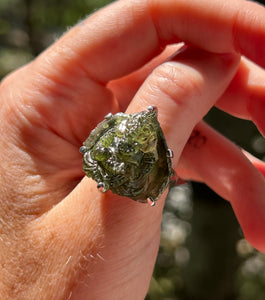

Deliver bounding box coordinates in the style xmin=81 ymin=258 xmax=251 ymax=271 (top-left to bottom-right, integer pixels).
xmin=1 ymin=0 xmax=265 ymax=299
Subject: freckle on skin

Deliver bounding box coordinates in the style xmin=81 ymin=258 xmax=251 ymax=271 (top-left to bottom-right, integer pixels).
xmin=188 ymin=129 xmax=207 ymax=149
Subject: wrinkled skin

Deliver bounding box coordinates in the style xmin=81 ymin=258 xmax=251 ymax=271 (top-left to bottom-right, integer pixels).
xmin=1 ymin=0 xmax=265 ymax=299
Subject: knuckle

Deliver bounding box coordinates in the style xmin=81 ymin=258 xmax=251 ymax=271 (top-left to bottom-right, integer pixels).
xmin=150 ymin=61 xmax=203 ymax=107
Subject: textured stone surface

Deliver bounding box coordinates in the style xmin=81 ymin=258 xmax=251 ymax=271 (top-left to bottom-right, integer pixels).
xmin=80 ymin=108 xmax=173 ymax=204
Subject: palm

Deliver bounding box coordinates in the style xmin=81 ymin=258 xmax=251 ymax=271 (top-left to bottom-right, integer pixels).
xmin=0 ymin=61 xmax=122 ymax=209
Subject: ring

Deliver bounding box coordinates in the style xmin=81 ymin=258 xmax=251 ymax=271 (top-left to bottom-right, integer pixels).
xmin=80 ymin=106 xmax=174 ymax=206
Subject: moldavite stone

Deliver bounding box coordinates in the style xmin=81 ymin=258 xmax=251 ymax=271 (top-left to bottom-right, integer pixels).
xmin=80 ymin=106 xmax=173 ymax=205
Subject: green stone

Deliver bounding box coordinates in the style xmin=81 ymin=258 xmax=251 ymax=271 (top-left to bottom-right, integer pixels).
xmin=80 ymin=107 xmax=173 ymax=204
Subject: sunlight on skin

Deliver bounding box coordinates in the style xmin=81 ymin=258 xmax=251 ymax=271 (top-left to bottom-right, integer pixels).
xmin=1 ymin=0 xmax=265 ymax=299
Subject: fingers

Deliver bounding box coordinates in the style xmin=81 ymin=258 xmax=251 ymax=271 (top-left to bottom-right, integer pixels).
xmin=127 ymin=47 xmax=240 ymax=161
xmin=112 ymin=52 xmax=265 ymax=140
xmin=36 ymin=47 xmax=239 ymax=298
xmin=108 ymin=44 xmax=183 ymax=111
xmin=216 ymin=57 xmax=265 ymax=136
xmin=8 ymin=0 xmax=265 ymax=147
xmin=34 ymin=0 xmax=265 ymax=86
xmin=243 ymin=150 xmax=265 ymax=179
xmin=178 ymin=122 xmax=265 ymax=253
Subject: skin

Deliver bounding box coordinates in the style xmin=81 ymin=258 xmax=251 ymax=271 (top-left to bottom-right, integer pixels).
xmin=1 ymin=0 xmax=265 ymax=298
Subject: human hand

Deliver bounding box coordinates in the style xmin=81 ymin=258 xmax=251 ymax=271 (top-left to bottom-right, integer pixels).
xmin=1 ymin=0 xmax=265 ymax=299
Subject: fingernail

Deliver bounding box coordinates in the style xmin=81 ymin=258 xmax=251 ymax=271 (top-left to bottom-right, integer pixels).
xmin=168 ymin=44 xmax=189 ymax=60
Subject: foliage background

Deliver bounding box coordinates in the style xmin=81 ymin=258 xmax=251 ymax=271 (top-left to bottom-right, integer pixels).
xmin=1 ymin=0 xmax=265 ymax=299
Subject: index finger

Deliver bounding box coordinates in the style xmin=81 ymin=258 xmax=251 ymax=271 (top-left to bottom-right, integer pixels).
xmin=36 ymin=0 xmax=265 ymax=83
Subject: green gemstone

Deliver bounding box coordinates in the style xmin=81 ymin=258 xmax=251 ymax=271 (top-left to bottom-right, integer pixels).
xmin=80 ymin=107 xmax=173 ymax=204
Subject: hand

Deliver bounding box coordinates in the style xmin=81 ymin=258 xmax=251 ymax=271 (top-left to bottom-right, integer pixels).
xmin=1 ymin=0 xmax=265 ymax=299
